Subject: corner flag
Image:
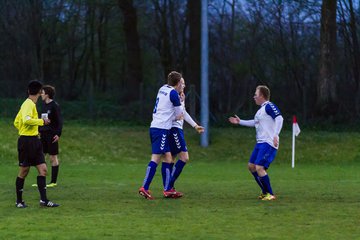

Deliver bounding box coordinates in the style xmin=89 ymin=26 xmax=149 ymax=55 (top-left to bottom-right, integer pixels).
xmin=292 ymin=116 xmax=301 ymax=168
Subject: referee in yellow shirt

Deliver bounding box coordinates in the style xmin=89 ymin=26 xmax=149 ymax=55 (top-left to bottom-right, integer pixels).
xmin=14 ymin=80 xmax=60 ymax=208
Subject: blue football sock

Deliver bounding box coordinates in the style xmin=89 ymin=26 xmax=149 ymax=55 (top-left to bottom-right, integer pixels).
xmin=260 ymin=174 xmax=273 ymax=195
xmin=142 ymin=161 xmax=158 ymax=190
xmin=169 ymin=159 xmax=186 ymax=189
xmin=251 ymin=171 xmax=266 ymax=194
xmin=161 ymin=162 xmax=172 ymax=191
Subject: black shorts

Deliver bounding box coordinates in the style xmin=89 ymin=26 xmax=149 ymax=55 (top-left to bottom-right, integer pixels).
xmin=40 ymin=132 xmax=59 ymax=155
xmin=18 ymin=136 xmax=45 ymax=167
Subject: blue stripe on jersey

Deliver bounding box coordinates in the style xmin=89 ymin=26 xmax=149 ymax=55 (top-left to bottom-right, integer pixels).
xmin=170 ymin=89 xmax=181 ymax=107
xmin=265 ymin=102 xmax=281 ymax=119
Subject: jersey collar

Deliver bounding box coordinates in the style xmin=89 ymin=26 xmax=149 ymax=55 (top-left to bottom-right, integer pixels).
xmin=261 ymin=101 xmax=269 ymax=107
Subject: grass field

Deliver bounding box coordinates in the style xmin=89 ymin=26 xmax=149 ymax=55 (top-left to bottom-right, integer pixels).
xmin=0 ymin=119 xmax=359 ymax=239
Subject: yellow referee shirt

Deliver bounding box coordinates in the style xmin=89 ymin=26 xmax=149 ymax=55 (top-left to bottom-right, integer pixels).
xmin=14 ymin=98 xmax=44 ymax=136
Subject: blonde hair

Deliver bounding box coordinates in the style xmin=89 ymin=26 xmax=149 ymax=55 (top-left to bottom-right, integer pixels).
xmin=256 ymin=85 xmax=270 ymax=100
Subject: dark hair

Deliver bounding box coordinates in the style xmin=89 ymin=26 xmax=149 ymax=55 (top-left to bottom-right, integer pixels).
xmin=256 ymin=85 xmax=270 ymax=100
xmin=167 ymin=71 xmax=182 ymax=86
xmin=43 ymin=85 xmax=56 ymax=99
xmin=28 ymin=80 xmax=43 ymax=95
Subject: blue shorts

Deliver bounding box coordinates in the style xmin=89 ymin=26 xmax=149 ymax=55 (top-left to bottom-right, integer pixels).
xmin=150 ymin=128 xmax=170 ymax=154
xmin=169 ymin=127 xmax=187 ymax=155
xmin=249 ymin=143 xmax=277 ymax=168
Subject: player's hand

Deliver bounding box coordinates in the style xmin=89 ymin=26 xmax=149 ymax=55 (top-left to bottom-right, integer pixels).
xmin=273 ymin=135 xmax=279 ymax=148
xmin=43 ymin=118 xmax=51 ymax=125
xmin=52 ymin=135 xmax=60 ymax=143
xmin=194 ymin=125 xmax=205 ymax=134
xmin=228 ymin=114 xmax=240 ymax=125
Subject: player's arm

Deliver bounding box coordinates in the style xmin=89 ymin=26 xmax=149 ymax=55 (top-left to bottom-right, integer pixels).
xmin=21 ymin=103 xmax=45 ymax=126
xmin=54 ymin=103 xmax=63 ymax=137
xmin=170 ymin=90 xmax=183 ymax=120
xmin=14 ymin=111 xmax=21 ymax=130
xmin=183 ymin=110 xmax=204 ymax=133
xmin=229 ymin=114 xmax=255 ymax=127
xmin=265 ymin=103 xmax=283 ymax=147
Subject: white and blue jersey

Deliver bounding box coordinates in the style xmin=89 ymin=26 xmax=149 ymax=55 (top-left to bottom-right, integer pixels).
xmin=246 ymin=101 xmax=283 ymax=168
xmin=150 ymin=85 xmax=181 ymax=154
xmin=150 ymin=85 xmax=181 ymax=130
xmin=170 ymin=100 xmax=187 ymax=155
xmin=254 ymin=101 xmax=282 ymax=149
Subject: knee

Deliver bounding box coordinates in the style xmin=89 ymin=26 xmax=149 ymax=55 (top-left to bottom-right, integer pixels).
xmin=50 ymin=155 xmax=59 ymax=165
xmin=256 ymin=165 xmax=267 ymax=176
xmin=18 ymin=168 xmax=29 ymax=178
xmin=179 ymin=157 xmax=189 ymax=163
xmin=39 ymin=169 xmax=47 ymax=176
xmin=248 ymin=163 xmax=256 ymax=172
xmin=178 ymin=152 xmax=189 ymax=162
xmin=38 ymin=166 xmax=47 ymax=176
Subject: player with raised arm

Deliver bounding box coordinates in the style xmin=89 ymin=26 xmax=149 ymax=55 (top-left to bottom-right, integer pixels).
xmin=164 ymin=77 xmax=204 ymax=198
xmin=229 ymin=85 xmax=283 ymax=201
xmin=139 ymin=71 xmax=184 ymax=200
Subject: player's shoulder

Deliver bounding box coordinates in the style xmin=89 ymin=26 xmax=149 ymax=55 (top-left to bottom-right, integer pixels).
xmin=265 ymin=102 xmax=281 ymax=114
xmin=22 ymin=98 xmax=34 ymax=108
xmin=158 ymin=84 xmax=174 ymax=95
xmin=266 ymin=101 xmax=279 ymax=108
xmin=51 ymin=100 xmax=60 ymax=107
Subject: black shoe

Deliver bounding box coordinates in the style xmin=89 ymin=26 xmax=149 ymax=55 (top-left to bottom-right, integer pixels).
xmin=15 ymin=201 xmax=28 ymax=208
xmin=39 ymin=200 xmax=60 ymax=207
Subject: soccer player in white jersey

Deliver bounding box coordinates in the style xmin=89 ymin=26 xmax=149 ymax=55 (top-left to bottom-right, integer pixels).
xmin=139 ymin=71 xmax=184 ymax=200
xmin=229 ymin=85 xmax=283 ymax=201
xmin=165 ymin=78 xmax=204 ymax=197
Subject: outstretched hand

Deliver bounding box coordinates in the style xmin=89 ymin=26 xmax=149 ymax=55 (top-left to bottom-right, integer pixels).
xmin=228 ymin=115 xmax=240 ymax=125
xmin=194 ymin=125 xmax=205 ymax=134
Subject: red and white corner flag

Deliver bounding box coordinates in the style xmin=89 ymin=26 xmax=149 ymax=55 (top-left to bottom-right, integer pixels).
xmin=292 ymin=116 xmax=301 ymax=168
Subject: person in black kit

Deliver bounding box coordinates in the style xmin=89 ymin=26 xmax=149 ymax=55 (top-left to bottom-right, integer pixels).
xmin=39 ymin=85 xmax=63 ymax=187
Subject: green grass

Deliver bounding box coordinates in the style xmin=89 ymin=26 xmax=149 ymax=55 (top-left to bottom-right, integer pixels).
xmin=0 ymin=119 xmax=359 ymax=239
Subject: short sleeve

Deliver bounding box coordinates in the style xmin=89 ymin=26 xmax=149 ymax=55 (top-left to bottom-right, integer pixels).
xmin=265 ymin=102 xmax=281 ymax=119
xmin=169 ymin=90 xmax=181 ymax=107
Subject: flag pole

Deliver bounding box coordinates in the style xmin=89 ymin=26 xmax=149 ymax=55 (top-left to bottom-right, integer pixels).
xmin=292 ymin=119 xmax=296 ymax=168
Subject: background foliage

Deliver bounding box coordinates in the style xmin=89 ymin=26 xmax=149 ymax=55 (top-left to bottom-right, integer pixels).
xmin=0 ymin=0 xmax=359 ymax=124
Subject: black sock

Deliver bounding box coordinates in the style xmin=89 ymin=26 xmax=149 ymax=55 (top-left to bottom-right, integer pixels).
xmin=16 ymin=177 xmax=25 ymax=203
xmin=51 ymin=165 xmax=59 ymax=183
xmin=37 ymin=176 xmax=47 ymax=202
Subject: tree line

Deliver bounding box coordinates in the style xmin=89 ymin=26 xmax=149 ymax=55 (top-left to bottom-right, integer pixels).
xmin=0 ymin=0 xmax=359 ymax=123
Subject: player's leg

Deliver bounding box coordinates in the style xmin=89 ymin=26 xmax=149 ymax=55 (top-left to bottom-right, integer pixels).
xmin=48 ymin=154 xmax=59 ymax=187
xmin=169 ymin=151 xmax=188 ymax=190
xmin=16 ymin=136 xmax=30 ymax=208
xmin=36 ymin=163 xmax=60 ymax=207
xmin=32 ymin=133 xmax=50 ymax=187
xmin=34 ymin=137 xmax=59 ymax=207
xmin=15 ymin=166 xmax=30 ymax=208
xmin=255 ymin=143 xmax=277 ymax=200
xmin=47 ymin=134 xmax=59 ymax=187
xmin=167 ymin=127 xmax=187 ymax=190
xmin=161 ymin=152 xmax=174 ymax=191
xmin=163 ymin=127 xmax=179 ymax=191
xmin=139 ymin=153 xmax=160 ymax=200
xmin=248 ymin=144 xmax=266 ymax=196
xmin=162 ymin=152 xmax=183 ymax=198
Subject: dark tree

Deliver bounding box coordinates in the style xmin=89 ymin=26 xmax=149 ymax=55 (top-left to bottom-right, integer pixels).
xmin=186 ymin=0 xmax=201 ymax=91
xmin=118 ymin=0 xmax=143 ymax=101
xmin=316 ymin=0 xmax=338 ymax=116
